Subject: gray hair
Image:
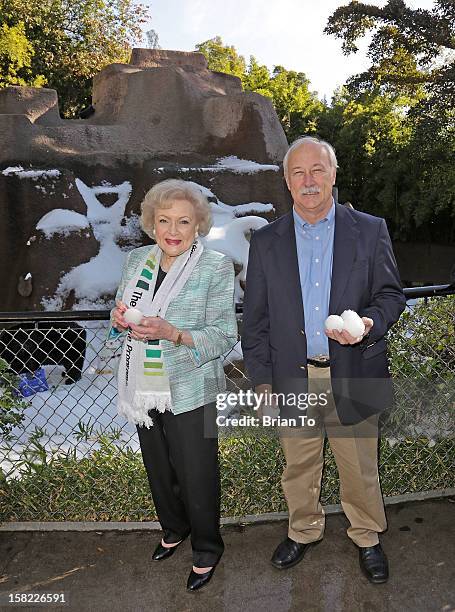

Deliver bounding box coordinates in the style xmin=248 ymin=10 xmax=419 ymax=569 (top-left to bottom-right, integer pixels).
xmin=141 ymin=179 xmax=212 ymax=237
xmin=283 ymin=136 xmax=338 ymax=178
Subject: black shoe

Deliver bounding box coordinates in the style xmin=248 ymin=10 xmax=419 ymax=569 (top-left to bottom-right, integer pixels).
xmin=186 ymin=566 xmax=217 ymax=591
xmin=152 ymin=539 xmax=184 ymax=561
xmin=359 ymin=543 xmax=389 ymax=583
xmin=270 ymin=537 xmax=319 ymax=569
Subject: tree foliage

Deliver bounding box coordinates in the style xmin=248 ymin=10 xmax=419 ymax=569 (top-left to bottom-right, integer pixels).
xmin=325 ymin=1 xmax=455 ymax=142
xmin=196 ymin=36 xmax=246 ymax=80
xmin=0 ymin=22 xmax=45 ymax=87
xmin=0 ymin=0 xmax=150 ymax=116
xmin=318 ymin=85 xmax=455 ymax=243
xmin=325 ymin=0 xmax=455 ymax=103
xmin=319 ymin=89 xmax=417 ymax=237
xmin=324 ymin=1 xmax=455 ymax=244
xmin=196 ymin=37 xmax=323 ymax=141
xmin=196 ymin=34 xmax=454 ymax=242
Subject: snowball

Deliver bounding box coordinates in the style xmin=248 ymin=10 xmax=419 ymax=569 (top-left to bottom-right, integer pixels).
xmin=123 ymin=308 xmax=144 ymax=325
xmin=325 ymin=315 xmax=344 ymax=332
xmin=340 ymin=310 xmax=365 ymax=337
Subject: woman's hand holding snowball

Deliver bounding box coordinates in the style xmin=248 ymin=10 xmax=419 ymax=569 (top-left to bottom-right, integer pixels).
xmin=129 ymin=316 xmax=177 ymax=343
xmin=112 ymin=303 xmax=178 ymax=343
xmin=112 ymin=300 xmax=129 ymax=332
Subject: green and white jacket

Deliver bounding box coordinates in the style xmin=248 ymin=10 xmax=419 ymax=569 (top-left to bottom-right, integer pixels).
xmin=109 ymin=245 xmax=238 ymax=414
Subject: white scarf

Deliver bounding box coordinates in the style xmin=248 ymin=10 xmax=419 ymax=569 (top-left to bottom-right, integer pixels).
xmin=117 ymin=241 xmax=204 ymax=427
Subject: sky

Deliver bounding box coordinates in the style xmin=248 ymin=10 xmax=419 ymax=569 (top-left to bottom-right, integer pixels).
xmin=141 ymin=0 xmax=436 ymax=101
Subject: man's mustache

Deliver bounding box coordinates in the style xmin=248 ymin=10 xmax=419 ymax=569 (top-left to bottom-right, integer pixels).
xmin=300 ymin=187 xmax=321 ymax=195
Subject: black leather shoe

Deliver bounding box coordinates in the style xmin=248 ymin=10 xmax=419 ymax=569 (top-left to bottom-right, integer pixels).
xmin=186 ymin=566 xmax=216 ymax=591
xmin=152 ymin=539 xmax=183 ymax=561
xmin=271 ymin=537 xmax=319 ymax=569
xmin=359 ymin=543 xmax=389 ymax=583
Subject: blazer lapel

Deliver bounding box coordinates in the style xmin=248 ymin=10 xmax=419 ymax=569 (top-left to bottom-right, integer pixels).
xmin=272 ymin=212 xmax=304 ymax=327
xmin=329 ymin=204 xmax=360 ymax=314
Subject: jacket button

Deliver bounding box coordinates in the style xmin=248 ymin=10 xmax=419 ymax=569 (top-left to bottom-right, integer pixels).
xmin=300 ymin=365 xmax=307 ymax=370
xmin=300 ymin=329 xmax=305 ymax=335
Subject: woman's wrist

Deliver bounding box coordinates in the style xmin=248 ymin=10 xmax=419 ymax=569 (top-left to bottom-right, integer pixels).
xmin=168 ymin=325 xmax=178 ymax=343
xmin=171 ymin=326 xmax=182 ymax=345
xmin=168 ymin=325 xmax=182 ymax=344
xmin=167 ymin=326 xmax=194 ymax=348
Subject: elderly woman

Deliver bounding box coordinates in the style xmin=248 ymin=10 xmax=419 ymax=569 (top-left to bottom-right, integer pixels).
xmin=109 ymin=179 xmax=237 ymax=591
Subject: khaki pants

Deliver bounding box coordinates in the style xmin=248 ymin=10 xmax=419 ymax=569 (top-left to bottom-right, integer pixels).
xmin=280 ymin=365 xmax=387 ymax=547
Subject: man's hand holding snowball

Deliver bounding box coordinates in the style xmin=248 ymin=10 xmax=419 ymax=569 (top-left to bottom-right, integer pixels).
xmin=325 ymin=317 xmax=374 ymax=345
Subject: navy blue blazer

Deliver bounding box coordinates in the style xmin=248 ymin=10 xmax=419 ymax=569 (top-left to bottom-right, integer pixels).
xmin=241 ymin=203 xmax=406 ymax=424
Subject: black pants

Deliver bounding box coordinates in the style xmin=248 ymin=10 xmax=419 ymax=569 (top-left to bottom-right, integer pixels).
xmin=136 ymin=403 xmax=223 ymax=567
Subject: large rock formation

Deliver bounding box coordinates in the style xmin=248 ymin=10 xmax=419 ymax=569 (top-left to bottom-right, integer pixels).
xmin=0 ymin=50 xmax=291 ymax=311
xmin=0 ymin=50 xmax=288 ymax=165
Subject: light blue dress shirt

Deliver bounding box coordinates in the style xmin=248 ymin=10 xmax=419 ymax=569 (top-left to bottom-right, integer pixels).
xmin=293 ymin=202 xmax=335 ymax=358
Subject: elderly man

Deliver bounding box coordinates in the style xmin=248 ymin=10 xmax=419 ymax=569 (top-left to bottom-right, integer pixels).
xmin=242 ymin=136 xmax=406 ymax=583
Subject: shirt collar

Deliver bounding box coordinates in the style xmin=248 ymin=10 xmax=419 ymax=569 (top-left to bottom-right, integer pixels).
xmin=293 ymin=200 xmax=335 ymax=229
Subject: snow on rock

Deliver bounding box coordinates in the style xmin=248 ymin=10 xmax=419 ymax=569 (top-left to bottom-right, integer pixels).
xmin=214 ymin=156 xmax=279 ymax=173
xmin=36 ymin=209 xmax=90 ymax=237
xmin=54 ymin=242 xmax=127 ymax=304
xmin=225 ymin=202 xmax=274 ymax=216
xmin=76 ymin=179 xmax=131 ymax=226
xmin=41 ymin=179 xmax=132 ymax=310
xmin=191 ymin=182 xmax=273 ymax=300
xmin=118 ymin=213 xmax=143 ymax=248
xmin=159 ymin=156 xmax=280 ymax=174
xmin=2 ymin=166 xmax=61 ymax=180
xmin=39 ymin=177 xmax=274 ymax=308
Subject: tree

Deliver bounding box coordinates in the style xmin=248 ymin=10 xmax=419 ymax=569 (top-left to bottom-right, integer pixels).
xmin=265 ymin=66 xmax=323 ymax=141
xmin=0 ymin=22 xmax=45 ymax=87
xmin=195 ymin=36 xmax=246 ymax=80
xmin=0 ymin=0 xmax=150 ymax=117
xmin=196 ymin=37 xmax=323 ymax=141
xmin=325 ymin=1 xmax=455 ymax=244
xmin=146 ymin=29 xmax=160 ymax=50
xmin=325 ymin=1 xmax=455 ymax=105
xmin=319 ymin=88 xmax=415 ymax=234
xmin=242 ymin=56 xmax=270 ymax=94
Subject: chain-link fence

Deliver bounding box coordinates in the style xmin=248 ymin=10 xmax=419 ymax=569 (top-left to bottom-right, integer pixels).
xmin=0 ymin=287 xmax=454 ymax=522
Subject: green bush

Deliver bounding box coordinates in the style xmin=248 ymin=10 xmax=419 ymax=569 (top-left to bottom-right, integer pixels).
xmin=0 ymin=358 xmax=28 ymax=440
xmin=385 ymin=296 xmax=455 ymax=438
xmin=0 ymin=429 xmax=453 ymax=521
xmin=388 ymin=295 xmax=455 ymax=379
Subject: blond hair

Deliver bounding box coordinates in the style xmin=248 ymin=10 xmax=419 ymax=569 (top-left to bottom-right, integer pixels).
xmin=140 ymin=179 xmax=212 ymax=237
